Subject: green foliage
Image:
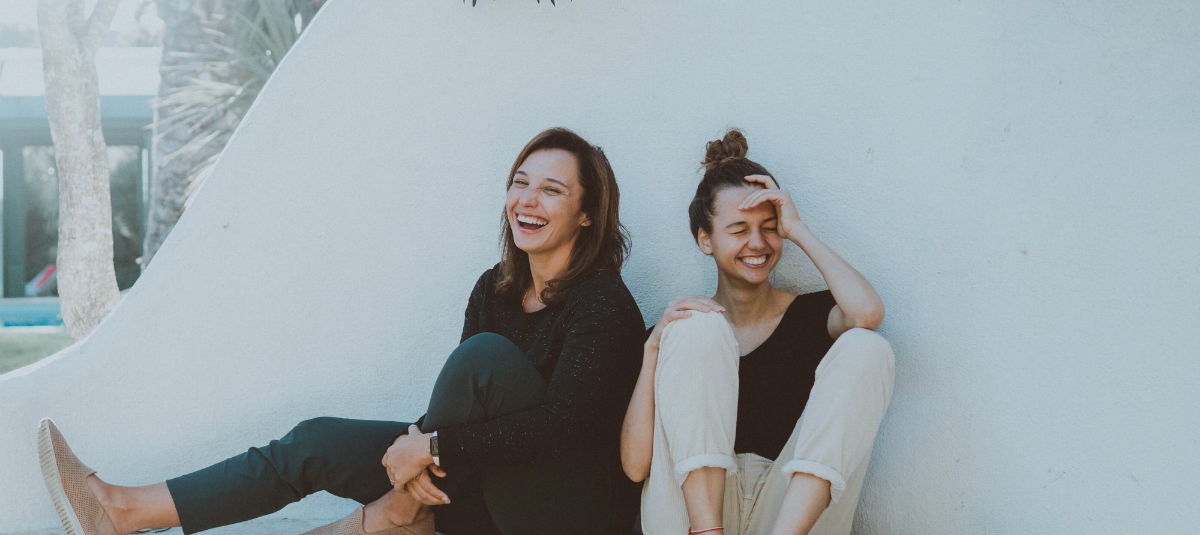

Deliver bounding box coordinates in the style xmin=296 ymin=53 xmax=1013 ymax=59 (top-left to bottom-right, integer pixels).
xmin=154 ymin=0 xmax=327 ymax=200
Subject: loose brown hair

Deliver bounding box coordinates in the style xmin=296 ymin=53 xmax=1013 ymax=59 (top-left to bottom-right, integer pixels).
xmin=688 ymin=128 xmax=774 ymax=239
xmin=496 ymin=127 xmax=629 ymax=305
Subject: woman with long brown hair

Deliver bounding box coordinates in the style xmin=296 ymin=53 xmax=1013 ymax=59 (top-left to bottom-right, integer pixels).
xmin=40 ymin=127 xmax=645 ymax=535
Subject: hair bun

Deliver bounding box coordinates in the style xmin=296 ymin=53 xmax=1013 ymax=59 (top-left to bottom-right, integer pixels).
xmin=702 ymin=129 xmax=749 ymax=170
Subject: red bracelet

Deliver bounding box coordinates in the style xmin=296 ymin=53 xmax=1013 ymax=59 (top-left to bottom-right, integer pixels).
xmin=688 ymin=528 xmax=724 ymax=535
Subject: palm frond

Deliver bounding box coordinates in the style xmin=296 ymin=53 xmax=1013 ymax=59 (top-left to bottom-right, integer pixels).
xmin=152 ymin=0 xmax=328 ymax=208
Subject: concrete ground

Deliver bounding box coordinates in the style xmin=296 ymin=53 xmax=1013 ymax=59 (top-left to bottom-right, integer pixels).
xmin=7 ymin=517 xmax=321 ymax=535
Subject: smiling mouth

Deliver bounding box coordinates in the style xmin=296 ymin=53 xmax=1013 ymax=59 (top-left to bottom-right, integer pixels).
xmin=741 ymin=255 xmax=768 ymax=266
xmin=516 ymin=214 xmax=548 ymax=231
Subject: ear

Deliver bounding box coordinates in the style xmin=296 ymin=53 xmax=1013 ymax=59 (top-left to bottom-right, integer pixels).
xmin=697 ymin=229 xmax=713 ymax=255
xmin=580 ymin=214 xmax=592 ymax=227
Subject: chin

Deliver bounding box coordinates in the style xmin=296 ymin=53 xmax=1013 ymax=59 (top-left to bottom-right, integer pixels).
xmin=720 ymin=269 xmax=766 ymax=287
xmin=514 ymin=240 xmax=547 ymax=256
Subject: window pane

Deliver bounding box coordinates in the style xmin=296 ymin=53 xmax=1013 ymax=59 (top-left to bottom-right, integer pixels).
xmin=108 ymin=145 xmax=143 ymax=290
xmin=17 ymin=145 xmax=145 ymax=295
xmin=21 ymin=146 xmax=57 ymax=291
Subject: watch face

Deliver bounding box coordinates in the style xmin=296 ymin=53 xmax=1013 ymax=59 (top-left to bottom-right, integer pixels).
xmin=430 ymin=435 xmax=440 ymax=457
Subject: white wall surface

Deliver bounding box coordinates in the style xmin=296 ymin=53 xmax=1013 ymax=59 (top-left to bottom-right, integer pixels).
xmin=2 ymin=1 xmax=1198 ymax=532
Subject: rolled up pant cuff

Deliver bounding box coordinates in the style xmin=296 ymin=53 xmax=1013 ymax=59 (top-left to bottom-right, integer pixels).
xmin=780 ymin=459 xmax=847 ymax=504
xmin=674 ymin=453 xmax=738 ymax=485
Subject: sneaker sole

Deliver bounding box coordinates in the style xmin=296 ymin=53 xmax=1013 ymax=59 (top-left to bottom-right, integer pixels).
xmin=38 ymin=418 xmax=87 ymax=535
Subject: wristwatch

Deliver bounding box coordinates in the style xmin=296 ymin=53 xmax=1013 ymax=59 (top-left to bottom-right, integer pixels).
xmin=429 ymin=431 xmax=440 ymax=467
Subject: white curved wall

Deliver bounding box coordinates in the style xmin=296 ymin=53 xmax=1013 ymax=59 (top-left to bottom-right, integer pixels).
xmin=2 ymin=1 xmax=1198 ymax=532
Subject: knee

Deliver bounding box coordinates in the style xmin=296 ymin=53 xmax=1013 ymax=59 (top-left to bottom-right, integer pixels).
xmin=437 ymin=332 xmax=530 ymax=393
xmin=655 ymin=312 xmax=739 ymax=401
xmin=287 ymin=417 xmax=340 ymax=442
xmin=827 ymin=328 xmax=895 ymax=380
xmin=277 ymin=417 xmax=344 ymax=459
xmin=444 ymin=332 xmax=521 ymax=373
xmin=658 ymin=311 xmax=738 ymax=365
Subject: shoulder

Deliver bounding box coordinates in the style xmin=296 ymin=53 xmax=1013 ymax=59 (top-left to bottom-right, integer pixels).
xmin=466 ymin=265 xmax=503 ymax=307
xmin=779 ymin=289 xmax=836 ymax=337
xmin=567 ymin=269 xmax=635 ymax=303
xmin=562 ymin=270 xmax=643 ymax=323
xmin=790 ymin=289 xmax=834 ymax=316
xmin=472 ymin=264 xmax=501 ymax=291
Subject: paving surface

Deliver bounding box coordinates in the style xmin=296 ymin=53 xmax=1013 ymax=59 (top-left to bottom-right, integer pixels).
xmin=5 ymin=517 xmax=323 ymax=535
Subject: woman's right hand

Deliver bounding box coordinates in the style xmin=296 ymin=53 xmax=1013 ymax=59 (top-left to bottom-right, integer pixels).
xmin=382 ymin=425 xmax=435 ymax=488
xmin=644 ymin=296 xmax=725 ymax=354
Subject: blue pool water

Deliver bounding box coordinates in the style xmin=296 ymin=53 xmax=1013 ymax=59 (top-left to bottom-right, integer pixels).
xmin=0 ymin=299 xmax=63 ymax=327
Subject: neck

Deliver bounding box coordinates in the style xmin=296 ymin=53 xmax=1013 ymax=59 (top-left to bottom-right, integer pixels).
xmin=713 ymin=275 xmax=780 ymax=327
xmin=526 ymin=248 xmax=573 ymax=301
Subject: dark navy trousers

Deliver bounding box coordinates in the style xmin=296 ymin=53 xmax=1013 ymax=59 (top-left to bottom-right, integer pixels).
xmin=165 ymin=333 xmax=637 ymax=534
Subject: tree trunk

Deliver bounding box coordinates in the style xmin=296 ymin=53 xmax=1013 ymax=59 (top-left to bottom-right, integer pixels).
xmin=38 ymin=0 xmax=122 ymax=340
xmin=142 ymin=0 xmax=241 ymax=268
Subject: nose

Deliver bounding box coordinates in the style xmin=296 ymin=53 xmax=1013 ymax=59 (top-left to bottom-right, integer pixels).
xmin=519 ymin=187 xmax=538 ymax=207
xmin=748 ymin=228 xmax=767 ymax=249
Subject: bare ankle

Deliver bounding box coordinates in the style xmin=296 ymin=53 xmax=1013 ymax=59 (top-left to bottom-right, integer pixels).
xmin=86 ymin=476 xmax=129 ymax=534
xmin=384 ymin=500 xmax=423 ymax=527
xmin=363 ymin=490 xmax=424 ymax=531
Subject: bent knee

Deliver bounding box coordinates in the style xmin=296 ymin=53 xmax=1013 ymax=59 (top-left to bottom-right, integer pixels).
xmin=459 ymin=332 xmax=513 ymax=353
xmin=836 ymin=328 xmax=893 ymax=358
xmin=284 ymin=416 xmax=344 ymax=449
xmin=660 ymin=311 xmax=737 ymax=354
xmin=829 ymin=328 xmax=895 ymax=376
xmin=445 ymin=332 xmax=522 ymax=370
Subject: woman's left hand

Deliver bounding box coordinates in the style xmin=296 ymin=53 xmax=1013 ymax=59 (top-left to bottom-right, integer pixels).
xmin=644 ymin=296 xmax=725 ymax=354
xmin=739 ymin=174 xmax=807 ymax=242
xmin=405 ymin=465 xmax=450 ymax=505
xmin=382 ymin=425 xmax=435 ymax=488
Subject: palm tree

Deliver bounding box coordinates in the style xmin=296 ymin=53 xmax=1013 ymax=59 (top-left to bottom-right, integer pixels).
xmin=143 ymin=0 xmax=326 ymax=267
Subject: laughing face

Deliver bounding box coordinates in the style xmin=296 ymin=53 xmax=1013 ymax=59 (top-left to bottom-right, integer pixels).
xmin=697 ymin=185 xmax=783 ymax=287
xmin=505 ymin=148 xmax=592 ymax=264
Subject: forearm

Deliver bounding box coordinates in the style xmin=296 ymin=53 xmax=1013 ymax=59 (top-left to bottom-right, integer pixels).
xmin=790 ymin=225 xmax=883 ymax=328
xmin=769 ymin=473 xmax=831 ymax=535
xmin=620 ymin=347 xmax=657 ymax=482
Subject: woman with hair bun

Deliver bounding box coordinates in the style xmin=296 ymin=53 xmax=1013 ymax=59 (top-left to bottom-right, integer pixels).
xmin=621 ymin=129 xmax=895 ymax=535
xmin=39 ymin=127 xmax=644 ymax=535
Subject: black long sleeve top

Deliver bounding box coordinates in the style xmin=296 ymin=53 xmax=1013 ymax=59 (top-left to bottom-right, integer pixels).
xmin=434 ymin=266 xmax=646 ymax=473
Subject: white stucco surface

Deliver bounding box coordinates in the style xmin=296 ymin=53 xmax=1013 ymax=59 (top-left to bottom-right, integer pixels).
xmin=2 ymin=1 xmax=1198 ymax=532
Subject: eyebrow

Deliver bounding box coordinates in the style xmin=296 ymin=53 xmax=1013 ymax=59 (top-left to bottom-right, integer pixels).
xmin=723 ymin=216 xmax=777 ymax=230
xmin=514 ymin=171 xmax=570 ymax=190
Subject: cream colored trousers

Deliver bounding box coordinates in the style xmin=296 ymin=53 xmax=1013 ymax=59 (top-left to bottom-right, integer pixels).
xmin=641 ymin=312 xmax=895 ymax=535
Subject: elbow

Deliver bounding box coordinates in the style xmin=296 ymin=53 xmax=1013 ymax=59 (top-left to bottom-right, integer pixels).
xmin=619 ymin=437 xmax=651 ymax=483
xmin=852 ymin=302 xmax=885 ymax=331
xmin=622 ymin=457 xmax=649 ymax=483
